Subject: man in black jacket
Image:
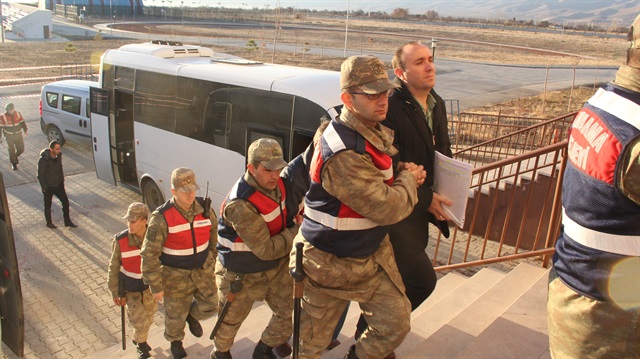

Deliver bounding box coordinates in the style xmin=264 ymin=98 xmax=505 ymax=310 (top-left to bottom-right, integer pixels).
xmin=385 ymin=40 xmax=453 ymax=308
xmin=354 ymin=42 xmax=454 ymax=353
xmin=37 ymin=141 xmax=77 ymax=228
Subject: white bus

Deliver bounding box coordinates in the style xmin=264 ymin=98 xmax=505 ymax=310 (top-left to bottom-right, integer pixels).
xmin=90 ymin=41 xmax=342 ymax=212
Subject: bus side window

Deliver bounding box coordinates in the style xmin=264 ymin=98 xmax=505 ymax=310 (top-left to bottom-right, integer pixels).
xmin=135 ymin=70 xmax=176 ymax=132
xmin=204 ymin=88 xmax=231 ymax=148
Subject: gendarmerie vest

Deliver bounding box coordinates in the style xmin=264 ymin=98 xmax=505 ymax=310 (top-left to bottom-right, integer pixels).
xmin=0 ymin=111 xmax=26 ymax=135
xmin=158 ymin=197 xmax=211 ymax=270
xmin=301 ymin=119 xmax=394 ymax=258
xmin=554 ymin=83 xmax=640 ymax=301
xmin=217 ymin=177 xmax=287 ymax=273
xmin=116 ymin=230 xmax=148 ymax=293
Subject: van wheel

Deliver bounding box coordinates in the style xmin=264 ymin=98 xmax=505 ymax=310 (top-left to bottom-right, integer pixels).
xmin=46 ymin=125 xmax=65 ymax=146
xmin=143 ymin=180 xmax=164 ymax=211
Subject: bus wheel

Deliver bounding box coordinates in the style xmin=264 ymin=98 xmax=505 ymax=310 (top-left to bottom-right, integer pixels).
xmin=143 ymin=180 xmax=164 ymax=210
xmin=46 ymin=125 xmax=65 ymax=146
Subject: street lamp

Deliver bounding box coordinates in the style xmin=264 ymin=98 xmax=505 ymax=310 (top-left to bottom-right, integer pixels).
xmin=181 ymin=0 xmax=184 ymax=25
xmin=431 ymin=38 xmax=438 ymax=60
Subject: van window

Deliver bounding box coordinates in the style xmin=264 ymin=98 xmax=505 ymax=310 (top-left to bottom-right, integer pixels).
xmin=85 ymin=98 xmax=90 ymax=118
xmin=61 ymin=95 xmax=82 ymax=115
xmin=46 ymin=92 xmax=59 ymax=108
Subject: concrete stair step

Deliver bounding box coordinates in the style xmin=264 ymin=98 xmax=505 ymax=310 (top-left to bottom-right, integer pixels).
xmin=320 ymin=272 xmax=468 ymax=359
xmin=394 ymin=268 xmax=506 ymax=357
xmin=454 ymin=270 xmax=550 ymax=359
xmin=90 ymin=302 xmax=271 ymax=359
xmin=407 ymin=263 xmax=548 ymax=358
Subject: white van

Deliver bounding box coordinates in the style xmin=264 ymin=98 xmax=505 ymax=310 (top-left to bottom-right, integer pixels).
xmin=40 ymin=80 xmax=98 ymax=145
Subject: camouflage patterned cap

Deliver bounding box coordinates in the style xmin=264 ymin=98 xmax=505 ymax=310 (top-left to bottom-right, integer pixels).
xmin=171 ymin=167 xmax=199 ymax=193
xmin=340 ymin=55 xmax=397 ymax=94
xmin=5 ymin=103 xmax=14 ymax=112
xmin=248 ymin=138 xmax=288 ymax=171
xmin=122 ymin=202 xmax=149 ymax=221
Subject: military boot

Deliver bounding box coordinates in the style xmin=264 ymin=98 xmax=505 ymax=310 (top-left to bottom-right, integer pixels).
xmin=185 ymin=313 xmax=203 ymax=337
xmin=344 ymin=345 xmax=359 ymax=359
xmin=274 ymin=342 xmax=292 ymax=357
xmin=252 ymin=340 xmax=276 ymax=359
xmin=171 ymin=340 xmax=187 ymax=359
xmin=133 ymin=341 xmax=152 ymax=359
xmin=210 ymin=349 xmax=232 ymax=359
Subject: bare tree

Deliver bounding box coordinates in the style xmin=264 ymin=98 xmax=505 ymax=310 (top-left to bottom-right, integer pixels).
xmin=425 ymin=10 xmax=439 ymax=21
xmin=391 ymin=8 xmax=409 ymax=19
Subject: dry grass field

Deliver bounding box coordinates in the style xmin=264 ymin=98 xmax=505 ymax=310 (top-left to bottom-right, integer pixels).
xmin=1 ymin=13 xmax=626 ymax=117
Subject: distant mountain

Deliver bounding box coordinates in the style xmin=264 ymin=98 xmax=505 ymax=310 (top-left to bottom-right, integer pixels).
xmin=379 ymin=0 xmax=639 ymax=25
xmin=213 ymin=0 xmax=638 ymax=25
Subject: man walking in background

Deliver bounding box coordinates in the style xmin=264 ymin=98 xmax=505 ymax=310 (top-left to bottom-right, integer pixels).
xmin=0 ymin=102 xmax=28 ymax=170
xmin=37 ymin=140 xmax=77 ymax=228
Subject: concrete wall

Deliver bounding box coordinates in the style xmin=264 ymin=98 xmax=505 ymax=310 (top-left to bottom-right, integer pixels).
xmin=11 ymin=10 xmax=52 ymax=39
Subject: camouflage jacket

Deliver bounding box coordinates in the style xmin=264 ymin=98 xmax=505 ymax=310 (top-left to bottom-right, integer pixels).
xmin=222 ymin=172 xmax=300 ymax=262
xmin=320 ymin=108 xmax=418 ymax=227
xmin=140 ymin=198 xmax=218 ymax=294
xmin=292 ymin=108 xmax=419 ymax=299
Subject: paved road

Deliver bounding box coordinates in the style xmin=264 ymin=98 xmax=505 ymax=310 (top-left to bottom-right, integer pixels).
xmin=48 ymin=18 xmax=619 ymax=111
xmin=0 ymin=99 xmax=167 ymax=358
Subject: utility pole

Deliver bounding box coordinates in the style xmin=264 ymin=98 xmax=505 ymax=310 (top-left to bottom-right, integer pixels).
xmin=343 ymin=0 xmax=349 ymax=58
xmin=0 ymin=4 xmax=5 ymax=43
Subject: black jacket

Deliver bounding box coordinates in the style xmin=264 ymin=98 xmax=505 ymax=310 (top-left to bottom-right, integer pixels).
xmin=280 ymin=143 xmax=314 ymax=226
xmin=37 ymin=148 xmax=64 ymax=190
xmin=383 ymin=81 xmax=452 ymax=235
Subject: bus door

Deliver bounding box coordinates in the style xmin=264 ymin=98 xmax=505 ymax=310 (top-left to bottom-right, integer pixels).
xmin=89 ymin=87 xmax=116 ymax=186
xmin=113 ymin=90 xmax=138 ymax=186
xmin=0 ymin=172 xmax=25 ymax=357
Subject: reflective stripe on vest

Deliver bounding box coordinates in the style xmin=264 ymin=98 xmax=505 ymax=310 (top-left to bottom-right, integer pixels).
xmin=304 ymin=206 xmax=377 ymax=231
xmin=588 ymin=87 xmax=640 ymax=131
xmin=159 ymin=198 xmax=211 ymax=269
xmin=301 ymin=119 xmax=393 ymax=258
xmin=218 ymin=177 xmax=287 ymax=253
xmin=216 ymin=177 xmax=286 ymax=273
xmin=162 ymin=241 xmax=209 ymax=256
xmin=562 ymin=208 xmax=640 ymax=256
xmin=116 ymin=230 xmax=147 ymax=292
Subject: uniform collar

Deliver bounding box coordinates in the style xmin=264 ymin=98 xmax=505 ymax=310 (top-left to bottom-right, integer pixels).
xmin=244 ymin=171 xmax=281 ymax=201
xmin=128 ymin=229 xmax=146 ymax=248
xmin=338 ymin=107 xmax=398 ymax=157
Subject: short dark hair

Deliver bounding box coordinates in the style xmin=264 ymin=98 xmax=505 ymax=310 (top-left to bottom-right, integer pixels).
xmin=392 ymin=41 xmax=426 ymax=70
xmin=49 ymin=141 xmax=60 ymax=149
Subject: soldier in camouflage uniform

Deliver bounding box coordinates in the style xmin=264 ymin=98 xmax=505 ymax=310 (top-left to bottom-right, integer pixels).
xmin=547 ymin=14 xmax=640 ymax=359
xmin=291 ymin=55 xmax=427 ymax=359
xmin=107 ymin=202 xmax=157 ymax=359
xmin=141 ymin=168 xmax=218 ymax=359
xmin=212 ymin=138 xmax=300 ymax=359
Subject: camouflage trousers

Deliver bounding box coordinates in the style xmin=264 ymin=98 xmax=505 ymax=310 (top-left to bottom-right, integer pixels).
xmin=162 ymin=265 xmax=218 ymax=342
xmin=298 ymin=272 xmax=410 ymax=359
xmin=5 ymin=132 xmax=24 ymax=165
xmin=213 ymin=257 xmax=293 ymax=352
xmin=125 ymin=288 xmax=157 ymax=343
xmin=547 ymin=274 xmax=640 ymax=358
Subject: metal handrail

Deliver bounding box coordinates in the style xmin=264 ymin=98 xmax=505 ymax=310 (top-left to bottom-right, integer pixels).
xmin=452 ymin=111 xmax=576 ymax=166
xmin=432 ymin=140 xmax=569 ymax=272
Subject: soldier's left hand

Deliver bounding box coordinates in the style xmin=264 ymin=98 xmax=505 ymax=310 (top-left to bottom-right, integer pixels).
xmin=23 ymin=131 xmax=28 ymax=137
xmin=113 ymin=297 xmax=127 ymax=306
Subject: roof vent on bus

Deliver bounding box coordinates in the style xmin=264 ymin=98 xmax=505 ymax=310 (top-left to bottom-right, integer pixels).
xmin=119 ymin=42 xmax=215 ymax=59
xmin=210 ymin=56 xmax=263 ymax=65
